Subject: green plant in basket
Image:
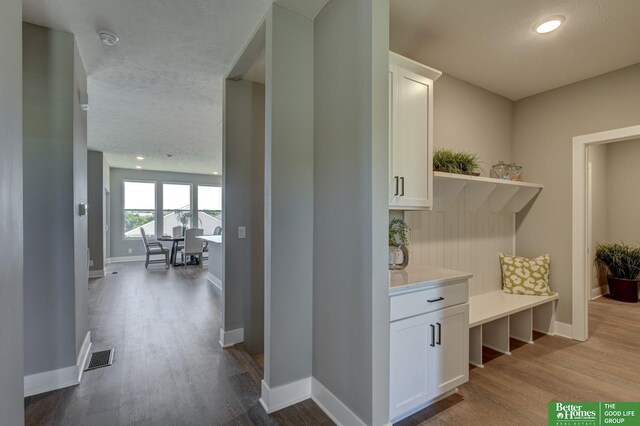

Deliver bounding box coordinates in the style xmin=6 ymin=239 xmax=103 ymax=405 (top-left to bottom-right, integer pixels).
xmin=433 ymin=148 xmax=482 ymax=175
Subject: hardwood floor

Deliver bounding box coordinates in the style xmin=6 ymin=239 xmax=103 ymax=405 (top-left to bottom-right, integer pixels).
xmin=398 ymin=296 xmax=640 ymax=426
xmin=24 ymin=262 xmax=333 ymax=426
xmin=24 ymin=266 xmax=640 ymax=426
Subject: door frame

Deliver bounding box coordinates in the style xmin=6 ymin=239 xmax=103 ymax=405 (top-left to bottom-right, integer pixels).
xmin=572 ymin=124 xmax=640 ymax=341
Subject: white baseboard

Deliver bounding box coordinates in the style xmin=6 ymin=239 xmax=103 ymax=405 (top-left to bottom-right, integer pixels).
xmin=311 ymin=378 xmax=366 ymax=426
xmin=89 ymin=269 xmax=106 ymax=278
xmin=554 ymin=321 xmax=573 ymax=339
xmin=25 ymin=331 xmax=91 ymax=397
xmin=260 ymin=378 xmax=312 ymax=414
xmin=591 ymin=285 xmax=609 ymax=299
xmin=108 ymin=255 xmax=146 ymax=263
xmin=219 ymin=327 xmax=244 ymax=348
xmin=207 ymin=272 xmax=222 ymax=291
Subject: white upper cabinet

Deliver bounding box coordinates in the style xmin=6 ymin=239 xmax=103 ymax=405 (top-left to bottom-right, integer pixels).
xmin=389 ymin=52 xmax=441 ymax=210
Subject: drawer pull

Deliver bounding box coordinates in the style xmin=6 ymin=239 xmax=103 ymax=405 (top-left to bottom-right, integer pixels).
xmin=436 ymin=322 xmax=442 ymax=345
xmin=430 ymin=324 xmax=435 ymax=347
xmin=427 ymin=297 xmax=444 ymax=303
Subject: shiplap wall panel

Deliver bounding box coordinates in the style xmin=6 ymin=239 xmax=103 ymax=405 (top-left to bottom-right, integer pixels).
xmin=405 ymin=193 xmax=515 ymax=296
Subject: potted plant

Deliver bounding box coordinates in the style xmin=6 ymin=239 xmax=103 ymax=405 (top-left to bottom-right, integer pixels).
xmin=174 ymin=211 xmax=202 ymax=233
xmin=389 ymin=218 xmax=410 ymax=270
xmin=433 ymin=148 xmax=482 ymax=176
xmin=594 ymin=242 xmax=640 ymax=303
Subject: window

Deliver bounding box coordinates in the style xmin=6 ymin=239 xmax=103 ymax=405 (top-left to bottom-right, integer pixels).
xmin=197 ymin=186 xmax=222 ymax=234
xmin=124 ymin=181 xmax=156 ymax=238
xmin=163 ymin=183 xmax=191 ymax=236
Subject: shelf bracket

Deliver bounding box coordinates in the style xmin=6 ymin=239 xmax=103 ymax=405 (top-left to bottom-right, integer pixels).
xmin=509 ymin=187 xmax=541 ymax=213
xmin=434 ymin=178 xmax=466 ymax=211
xmin=489 ymin=185 xmax=520 ymax=213
xmin=464 ymin=181 xmax=496 ymax=212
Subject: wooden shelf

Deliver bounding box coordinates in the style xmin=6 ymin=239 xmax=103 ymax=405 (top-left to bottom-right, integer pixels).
xmin=433 ymin=171 xmax=543 ymax=212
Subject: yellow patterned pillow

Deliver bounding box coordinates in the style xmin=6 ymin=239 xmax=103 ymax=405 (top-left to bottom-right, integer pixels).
xmin=500 ymin=253 xmax=555 ymax=296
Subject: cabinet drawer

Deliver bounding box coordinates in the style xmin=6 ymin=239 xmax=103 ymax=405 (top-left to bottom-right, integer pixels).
xmin=390 ymin=281 xmax=468 ymax=322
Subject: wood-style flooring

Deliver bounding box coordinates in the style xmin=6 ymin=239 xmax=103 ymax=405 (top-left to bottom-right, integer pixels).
xmin=398 ymin=296 xmax=640 ymax=425
xmin=25 ymin=264 xmax=640 ymax=426
xmin=24 ymin=262 xmax=332 ymax=426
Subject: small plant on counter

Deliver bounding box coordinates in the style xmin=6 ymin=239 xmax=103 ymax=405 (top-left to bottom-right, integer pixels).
xmin=433 ymin=148 xmax=482 ymax=175
xmin=389 ymin=218 xmax=409 ymax=247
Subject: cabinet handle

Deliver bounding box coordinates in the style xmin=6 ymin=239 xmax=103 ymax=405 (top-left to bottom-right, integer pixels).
xmin=436 ymin=322 xmax=442 ymax=346
xmin=427 ymin=297 xmax=444 ymax=303
xmin=400 ymin=177 xmax=405 ymax=196
xmin=430 ymin=324 xmax=435 ymax=347
xmin=394 ymin=176 xmax=399 ymax=196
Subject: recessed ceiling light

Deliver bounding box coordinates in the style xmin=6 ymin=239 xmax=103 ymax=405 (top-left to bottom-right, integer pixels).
xmin=98 ymin=30 xmax=119 ymax=46
xmin=136 ymin=156 xmax=144 ymax=160
xmin=213 ymin=172 xmax=219 ymax=175
xmin=135 ymin=165 xmax=142 ymax=169
xmin=534 ymin=16 xmax=565 ymax=34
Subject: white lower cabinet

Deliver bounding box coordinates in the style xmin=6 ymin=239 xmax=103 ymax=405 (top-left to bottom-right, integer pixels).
xmin=389 ymin=284 xmax=469 ymax=422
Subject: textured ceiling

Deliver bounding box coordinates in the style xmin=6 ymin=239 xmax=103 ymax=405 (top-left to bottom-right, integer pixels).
xmin=390 ymin=0 xmax=640 ymax=100
xmin=23 ymin=0 xmax=272 ymax=174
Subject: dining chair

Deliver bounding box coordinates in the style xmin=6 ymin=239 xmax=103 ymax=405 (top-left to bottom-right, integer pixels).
xmin=213 ymin=226 xmax=222 ymax=235
xmin=140 ymin=228 xmax=170 ymax=268
xmin=172 ymin=225 xmax=185 ymax=251
xmin=181 ymin=228 xmax=204 ymax=267
xmin=172 ymin=226 xmax=184 ymax=238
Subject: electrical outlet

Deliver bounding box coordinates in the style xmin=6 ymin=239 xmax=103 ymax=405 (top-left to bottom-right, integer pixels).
xmin=89 ymin=260 xmax=94 ymax=267
xmin=128 ymin=248 xmax=132 ymax=254
xmin=238 ymin=226 xmax=246 ymax=239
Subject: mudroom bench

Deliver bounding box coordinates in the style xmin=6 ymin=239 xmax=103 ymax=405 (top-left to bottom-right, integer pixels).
xmin=468 ymin=290 xmax=558 ymax=367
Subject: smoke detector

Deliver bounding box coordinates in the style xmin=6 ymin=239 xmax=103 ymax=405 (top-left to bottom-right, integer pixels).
xmin=98 ymin=30 xmax=119 ymax=46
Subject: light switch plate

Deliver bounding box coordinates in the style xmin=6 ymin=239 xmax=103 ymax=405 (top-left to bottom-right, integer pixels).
xmin=238 ymin=226 xmax=246 ymax=239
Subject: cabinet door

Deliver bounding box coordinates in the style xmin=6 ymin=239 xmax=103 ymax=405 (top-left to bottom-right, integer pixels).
xmin=389 ymin=313 xmax=430 ymax=421
xmin=427 ymin=304 xmax=469 ymax=397
xmin=389 ymin=64 xmax=400 ymax=206
xmin=396 ymin=68 xmax=432 ymax=209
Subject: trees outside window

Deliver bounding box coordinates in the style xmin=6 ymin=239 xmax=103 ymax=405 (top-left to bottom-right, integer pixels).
xmin=124 ymin=181 xmax=156 ymax=238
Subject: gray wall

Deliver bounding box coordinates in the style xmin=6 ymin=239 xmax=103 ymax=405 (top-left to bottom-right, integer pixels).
xmin=589 ymin=144 xmax=608 ymax=291
xmin=313 ymin=0 xmax=390 ymax=424
xmin=88 ymin=151 xmax=104 ymax=271
xmin=0 ymin=0 xmax=23 ymax=422
xmin=434 ymin=73 xmax=514 ymax=171
xmin=513 ymin=63 xmax=640 ymax=324
xmin=263 ymin=3 xmax=314 ymax=388
xmin=73 ymin=41 xmax=89 ymax=354
xmin=109 ymin=167 xmax=221 ymax=258
xmin=222 ymin=79 xmax=265 ymax=354
xmin=23 ymin=23 xmax=87 ymax=376
xmin=605 ymin=139 xmax=640 ymax=243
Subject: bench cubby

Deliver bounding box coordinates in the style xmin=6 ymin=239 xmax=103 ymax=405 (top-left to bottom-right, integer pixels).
xmin=468 ymin=291 xmax=558 ymax=367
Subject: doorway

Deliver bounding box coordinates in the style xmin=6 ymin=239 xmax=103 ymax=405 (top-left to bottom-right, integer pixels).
xmin=572 ymin=124 xmax=640 ymax=340
xmin=104 ymin=188 xmax=110 ymax=266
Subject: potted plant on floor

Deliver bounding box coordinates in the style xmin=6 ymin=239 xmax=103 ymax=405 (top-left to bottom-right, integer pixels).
xmin=594 ymin=242 xmax=640 ymax=303
xmin=389 ymin=218 xmax=409 ymax=270
xmin=433 ymin=148 xmax=482 ymax=176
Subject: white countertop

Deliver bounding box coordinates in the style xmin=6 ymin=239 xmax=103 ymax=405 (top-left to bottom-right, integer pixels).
xmin=196 ymin=235 xmax=222 ymax=244
xmin=389 ymin=267 xmax=473 ymax=295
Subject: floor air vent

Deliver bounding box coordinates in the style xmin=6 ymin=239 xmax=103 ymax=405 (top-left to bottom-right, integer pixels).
xmin=85 ymin=349 xmax=114 ymax=371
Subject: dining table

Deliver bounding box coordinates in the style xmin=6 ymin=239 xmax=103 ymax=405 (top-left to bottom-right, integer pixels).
xmin=157 ymin=235 xmax=185 ymax=267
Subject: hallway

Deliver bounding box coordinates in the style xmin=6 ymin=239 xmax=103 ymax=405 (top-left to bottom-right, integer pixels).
xmin=24 ymin=263 xmax=331 ymax=426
